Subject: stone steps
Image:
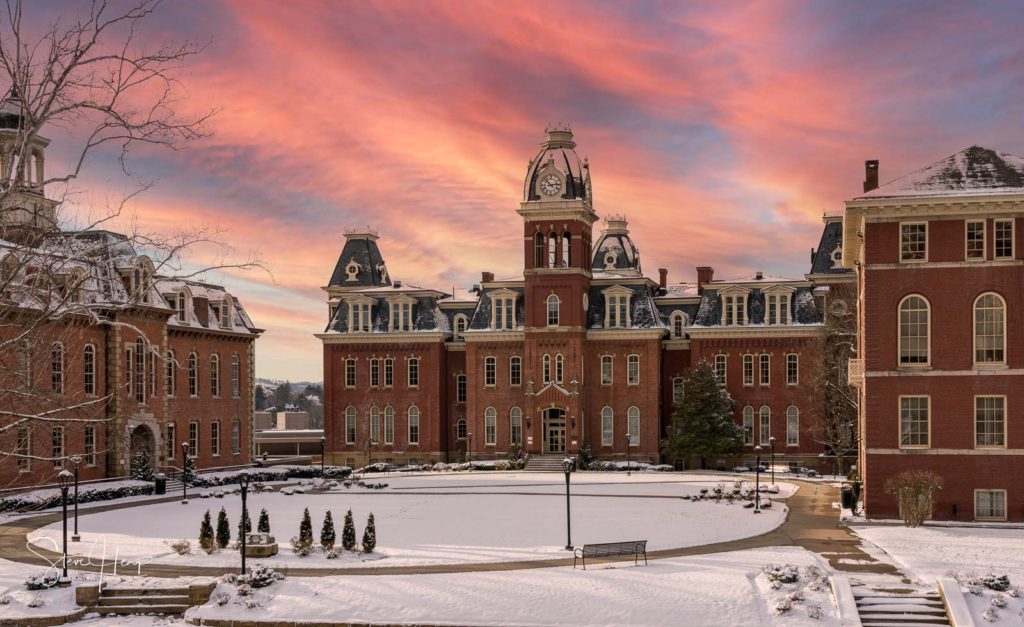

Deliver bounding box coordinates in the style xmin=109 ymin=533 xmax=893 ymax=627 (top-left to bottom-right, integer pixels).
xmin=855 ymin=588 xmax=950 ymax=626
xmin=77 ymin=582 xmax=213 ymax=617
xmin=524 ymin=456 xmax=569 ymax=472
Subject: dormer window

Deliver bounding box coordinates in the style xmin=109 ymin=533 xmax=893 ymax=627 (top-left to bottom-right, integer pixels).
xmin=603 ymin=286 xmax=632 ymax=329
xmin=219 ymin=295 xmax=233 ymax=329
xmin=670 ymin=311 xmax=687 ymax=338
xmin=453 ymin=314 xmax=468 ymax=340
xmin=388 ymin=296 xmax=415 ymax=332
xmin=766 ymin=294 xmax=790 ymax=325
xmin=176 ymin=290 xmax=191 ymax=323
xmin=489 ymin=289 xmax=517 ymax=330
xmin=347 ymin=296 xmax=374 ymax=332
xmin=719 ymin=288 xmax=750 ymax=326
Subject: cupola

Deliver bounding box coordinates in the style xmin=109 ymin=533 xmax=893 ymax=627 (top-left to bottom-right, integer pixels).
xmin=592 ymin=215 xmax=641 ymax=275
xmin=523 ymin=125 xmax=592 ymax=205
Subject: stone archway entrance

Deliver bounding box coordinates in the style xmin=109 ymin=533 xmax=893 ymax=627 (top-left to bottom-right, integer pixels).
xmin=542 ymin=408 xmax=566 ymax=454
xmin=129 ymin=424 xmax=156 ymax=480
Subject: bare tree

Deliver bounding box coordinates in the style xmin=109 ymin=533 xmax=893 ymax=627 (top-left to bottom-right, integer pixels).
xmin=0 ymin=0 xmax=262 ymax=487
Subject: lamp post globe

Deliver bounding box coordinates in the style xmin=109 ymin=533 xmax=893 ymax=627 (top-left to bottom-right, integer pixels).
xmin=753 ymin=446 xmax=763 ymax=514
xmin=238 ymin=469 xmax=251 ymax=575
xmin=561 ymin=457 xmax=574 ymax=550
xmin=181 ymin=442 xmax=190 ymax=504
xmin=769 ymin=436 xmax=776 ymax=486
xmin=69 ymin=455 xmax=82 ymax=542
xmin=57 ymin=469 xmax=73 ymax=585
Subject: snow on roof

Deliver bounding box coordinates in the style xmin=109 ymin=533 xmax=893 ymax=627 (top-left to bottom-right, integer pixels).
xmin=660 ymin=283 xmax=700 ymax=298
xmin=714 ymin=274 xmax=799 ymax=284
xmin=857 ymin=146 xmax=1024 ymax=200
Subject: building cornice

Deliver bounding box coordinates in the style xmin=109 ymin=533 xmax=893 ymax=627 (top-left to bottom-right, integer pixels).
xmin=463 ymin=331 xmax=525 ymax=342
xmin=585 ymin=329 xmax=665 ymax=341
xmin=805 ymin=273 xmax=856 ymax=283
xmin=316 ymin=332 xmax=447 ymax=345
xmin=865 ymin=260 xmax=1024 ymax=271
xmin=685 ymin=325 xmax=822 ymax=339
xmin=662 ymin=339 xmax=692 ymax=350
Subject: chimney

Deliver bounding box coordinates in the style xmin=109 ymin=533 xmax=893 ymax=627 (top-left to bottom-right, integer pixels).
xmin=755 ymin=271 xmax=763 ymax=280
xmin=481 ymin=271 xmax=494 ymax=283
xmin=863 ymin=160 xmax=879 ymax=193
xmin=658 ymin=268 xmax=668 ymax=289
xmin=696 ymin=266 xmax=714 ymax=294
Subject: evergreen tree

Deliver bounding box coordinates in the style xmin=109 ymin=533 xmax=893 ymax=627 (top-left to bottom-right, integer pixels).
xmin=216 ymin=507 xmax=231 ymax=549
xmin=273 ymin=381 xmax=293 ymax=410
xmin=320 ymin=510 xmax=336 ymax=550
xmin=342 ymin=508 xmax=356 ymax=551
xmin=361 ymin=513 xmax=376 ymax=553
xmin=257 ymin=508 xmax=270 ymax=534
xmin=254 ymin=384 xmax=268 ymax=411
xmin=181 ymin=454 xmax=196 ymax=486
xmin=130 ymin=448 xmax=154 ymax=481
xmin=298 ymin=507 xmax=313 ymax=545
xmin=237 ymin=507 xmax=252 ymax=541
xmin=576 ymin=440 xmax=594 ymax=470
xmin=661 ymin=361 xmax=744 ymax=469
xmin=199 ymin=510 xmax=215 ymax=552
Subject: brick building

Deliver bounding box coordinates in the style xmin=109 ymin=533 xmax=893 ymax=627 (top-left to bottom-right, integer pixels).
xmin=0 ymin=99 xmax=262 ymax=488
xmin=845 ymin=146 xmax=1024 ymax=521
xmin=321 ymin=128 xmax=850 ymax=469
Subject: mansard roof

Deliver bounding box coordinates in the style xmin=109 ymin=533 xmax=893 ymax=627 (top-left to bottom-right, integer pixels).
xmin=692 ymin=285 xmax=821 ymax=327
xmin=809 ymin=216 xmax=851 ymax=276
xmin=327 ymin=231 xmax=392 ymax=289
xmin=326 ymin=292 xmax=450 ymax=334
xmin=586 ymin=283 xmax=665 ymax=330
xmin=592 ymin=217 xmax=641 ymax=275
xmin=856 ymin=146 xmax=1024 ymax=200
xmin=523 ymin=127 xmax=591 ymax=203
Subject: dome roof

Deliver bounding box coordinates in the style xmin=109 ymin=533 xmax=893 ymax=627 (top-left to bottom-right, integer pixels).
xmin=592 ymin=216 xmax=641 ymax=275
xmin=0 ymin=91 xmax=23 ymax=131
xmin=523 ymin=127 xmax=592 ymax=204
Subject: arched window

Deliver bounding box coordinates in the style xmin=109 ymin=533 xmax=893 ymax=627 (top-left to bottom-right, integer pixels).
xmin=974 ymin=292 xmax=1006 ymax=364
xmin=555 ymin=354 xmax=564 ymax=384
xmin=510 ymin=407 xmax=522 ymax=445
xmin=408 ymin=406 xmax=420 ymax=445
xmin=561 ymin=231 xmax=571 ymax=268
xmin=369 ymin=406 xmax=381 ymax=442
xmin=742 ymin=406 xmax=754 ymax=445
xmin=231 ymin=355 xmax=240 ymax=397
xmin=83 ymin=344 xmax=96 ymax=395
xmin=786 ymin=406 xmax=799 ymax=445
xmin=671 ymin=311 xmax=686 ymax=338
xmin=50 ymin=343 xmax=64 ymax=394
xmin=898 ymin=295 xmax=930 ymax=365
xmin=542 ymin=354 xmax=552 ymax=384
xmin=601 ymin=406 xmax=613 ymax=446
xmin=547 ymin=294 xmax=559 ymax=326
xmin=548 ymin=232 xmax=558 ymax=268
xmin=534 ymin=233 xmax=545 ymax=268
xmin=484 ymin=407 xmax=497 ymax=445
xmin=188 ymin=352 xmax=198 ymax=397
xmin=210 ymin=354 xmax=220 ymax=397
xmin=231 ymin=420 xmax=241 ymax=455
xmin=453 ymin=314 xmax=468 ymax=340
xmin=456 ymin=418 xmax=467 ymax=440
xmin=135 ymin=337 xmax=146 ymax=404
xmin=166 ymin=350 xmax=176 ymax=397
xmin=627 ymin=407 xmax=639 ymax=447
xmin=345 ymin=406 xmax=357 ymax=444
xmin=759 ymin=406 xmax=771 ymax=445
xmin=384 ymin=406 xmax=394 ymax=444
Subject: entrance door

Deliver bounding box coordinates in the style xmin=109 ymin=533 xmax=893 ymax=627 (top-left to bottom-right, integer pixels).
xmin=544 ymin=409 xmax=566 ymax=454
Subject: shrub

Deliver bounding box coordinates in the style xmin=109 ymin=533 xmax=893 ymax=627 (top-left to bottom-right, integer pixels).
xmin=884 ymin=470 xmax=942 ymax=527
xmin=216 ymin=508 xmax=231 ymax=549
xmin=290 ymin=535 xmax=313 ymax=557
xmin=169 ymin=539 xmax=192 ymax=555
xmin=213 ymin=591 xmax=230 ymax=606
xmin=576 ymin=441 xmax=594 ymax=469
xmin=763 ymin=564 xmax=800 ymax=585
xmin=342 ymin=509 xmax=357 ymax=551
xmin=807 ymin=604 xmax=823 ymax=620
xmin=506 ymin=443 xmax=526 ymax=470
xmin=0 ymin=593 xmax=9 ymax=605
xmin=26 ymin=595 xmax=44 ymax=608
xmin=326 ymin=548 xmax=340 ymax=559
xmin=299 ymin=507 xmax=313 ymax=546
xmin=0 ymin=480 xmax=154 ymax=514
xmin=236 ymin=583 xmax=252 ymax=597
xmin=970 ymin=574 xmax=1012 ymax=592
xmin=240 ymin=564 xmax=283 ymax=588
xmin=257 ymin=508 xmax=270 ymax=534
xmin=237 ymin=508 xmax=252 ymax=542
xmin=362 ymin=513 xmax=376 ymax=553
xmin=199 ymin=510 xmax=216 ymax=553
xmin=25 ymin=574 xmax=57 ymax=590
xmin=321 ymin=510 xmax=336 ymax=550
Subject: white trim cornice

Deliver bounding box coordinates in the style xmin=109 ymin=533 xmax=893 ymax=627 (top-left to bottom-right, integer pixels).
xmin=662 ymin=339 xmax=692 ymax=350
xmin=685 ymin=325 xmax=822 ymax=339
xmin=316 ymin=332 xmax=447 ymax=345
xmin=586 ymin=329 xmax=665 ymax=341
xmin=463 ymin=331 xmax=525 ymax=342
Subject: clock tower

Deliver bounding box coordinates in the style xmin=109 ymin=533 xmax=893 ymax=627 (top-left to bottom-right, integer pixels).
xmin=517 ymin=126 xmax=597 ymax=455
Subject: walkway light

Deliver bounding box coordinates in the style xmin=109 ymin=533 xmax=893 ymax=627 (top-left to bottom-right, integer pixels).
xmin=753 ymin=446 xmax=763 ymax=514
xmin=57 ymin=469 xmax=73 ymax=585
xmin=561 ymin=457 xmax=574 ymax=550
xmin=69 ymin=455 xmax=82 ymax=542
xmin=238 ymin=469 xmax=251 ymax=575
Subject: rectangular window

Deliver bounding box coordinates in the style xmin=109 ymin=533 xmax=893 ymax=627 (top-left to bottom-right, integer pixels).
xmin=51 ymin=426 xmax=64 ymax=468
xmin=759 ymin=354 xmax=770 ymax=386
xmin=167 ymin=424 xmax=176 ymax=460
xmin=125 ymin=347 xmax=133 ymax=399
xmin=351 ymin=302 xmax=372 ymax=332
xmin=786 ymin=354 xmax=798 ymax=385
xmin=485 ymin=412 xmax=496 ymax=445
xmin=345 ymin=359 xmax=357 ymax=388
xmin=600 ymin=356 xmax=613 ymax=386
xmin=900 ymin=222 xmax=927 ymax=261
xmin=211 ymin=421 xmax=220 ymax=456
xmin=409 ymin=409 xmax=420 ymax=445
xmin=976 ymin=396 xmax=1006 ymax=448
xmin=345 ymin=409 xmax=357 ymax=444
xmin=627 ymin=355 xmax=640 ymax=386
xmin=383 ymin=358 xmax=394 ymax=387
xmin=484 ymin=357 xmax=496 ymax=387
xmin=408 ymin=358 xmax=419 ymax=387
xmin=975 ymin=490 xmax=1007 ymax=521
xmin=607 ymin=295 xmax=630 ymax=328
xmin=456 ymin=374 xmax=467 ymax=403
xmin=995 ymin=219 xmax=1014 ymax=259
xmin=742 ymin=354 xmax=754 ymax=386
xmin=231 ymin=421 xmax=240 ymax=455
xmin=84 ymin=346 xmax=96 ymax=395
xmin=16 ymin=427 xmax=30 ymax=472
xmin=966 ymin=220 xmax=986 ymax=260
xmin=723 ymin=295 xmax=747 ymax=326
xmin=189 ymin=421 xmax=199 ymax=455
xmin=899 ymin=396 xmax=930 ymax=448
xmin=370 ymin=408 xmax=381 ymax=442
xmin=135 ymin=344 xmax=146 ymax=404
xmin=391 ymin=302 xmax=413 ymax=332
xmin=494 ymin=298 xmax=515 ymax=330
xmin=231 ymin=357 xmax=240 ymax=398
xmin=767 ymin=294 xmax=788 ymax=325
xmin=149 ymin=352 xmax=156 ymax=398
xmin=166 ymin=352 xmax=175 ymax=398
xmin=84 ymin=425 xmax=97 ymax=466
xmin=713 ymin=354 xmax=727 ymax=385
xmin=370 ymin=358 xmax=380 ymax=388
xmin=510 ymin=357 xmax=521 ymax=386
xmin=210 ymin=357 xmax=220 ymax=398
xmin=672 ymin=378 xmax=684 ymax=406
xmin=51 ymin=345 xmax=63 ymax=394
xmin=510 ymin=410 xmax=522 ymax=445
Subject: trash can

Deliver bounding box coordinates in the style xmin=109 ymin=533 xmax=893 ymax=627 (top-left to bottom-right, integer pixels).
xmin=840 ymin=484 xmax=854 ymax=509
xmin=155 ymin=472 xmax=167 ymax=495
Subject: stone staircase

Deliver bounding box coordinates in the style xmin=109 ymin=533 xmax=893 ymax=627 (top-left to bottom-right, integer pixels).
xmin=77 ymin=581 xmax=214 ymax=617
xmin=524 ymin=454 xmax=570 ymax=472
xmin=854 ymin=587 xmax=950 ymax=626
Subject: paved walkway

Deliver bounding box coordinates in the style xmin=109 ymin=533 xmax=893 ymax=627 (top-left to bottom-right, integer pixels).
xmin=0 ymin=479 xmax=901 ymax=578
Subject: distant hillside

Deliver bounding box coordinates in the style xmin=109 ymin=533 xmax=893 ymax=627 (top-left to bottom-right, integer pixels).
xmin=255 ymin=378 xmax=323 ymax=391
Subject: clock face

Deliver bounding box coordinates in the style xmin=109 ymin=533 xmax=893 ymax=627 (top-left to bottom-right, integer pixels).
xmin=540 ymin=173 xmax=562 ymax=196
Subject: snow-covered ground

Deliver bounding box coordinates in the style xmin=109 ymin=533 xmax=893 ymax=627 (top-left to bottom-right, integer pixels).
xmin=28 ymin=473 xmax=793 ymax=569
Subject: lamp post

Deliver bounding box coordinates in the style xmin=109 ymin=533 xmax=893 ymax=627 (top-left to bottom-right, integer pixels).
xmin=57 ymin=469 xmax=73 ymax=585
xmin=238 ymin=469 xmax=251 ymax=575
xmin=467 ymin=432 xmax=473 ymax=464
xmin=319 ymin=436 xmax=326 ymax=476
xmin=181 ymin=442 xmax=190 ymax=504
xmin=561 ymin=457 xmax=574 ymax=550
xmin=753 ymin=446 xmax=762 ymax=514
xmin=67 ymin=455 xmax=82 ymax=541
xmin=769 ymin=436 xmax=776 ymax=486
xmin=625 ymin=432 xmax=632 ymax=476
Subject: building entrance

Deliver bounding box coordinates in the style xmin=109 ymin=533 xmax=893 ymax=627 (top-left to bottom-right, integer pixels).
xmin=544 ymin=408 xmax=566 ymax=454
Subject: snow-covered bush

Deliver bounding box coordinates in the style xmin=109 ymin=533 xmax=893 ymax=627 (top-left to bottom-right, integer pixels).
xmin=362 ymin=513 xmax=377 ymax=553
xmin=26 ymin=595 xmax=44 ymax=608
xmin=972 ymin=574 xmax=1012 ymax=592
xmin=326 ymin=548 xmax=340 ymax=559
xmin=0 ymin=480 xmax=154 ymax=514
xmin=650 ymin=464 xmax=674 ymax=472
xmin=982 ymin=607 xmax=999 ymax=622
xmin=806 ymin=604 xmax=823 ymax=620
xmin=884 ymin=469 xmax=942 ymax=527
xmin=804 ymin=566 xmax=826 ymax=591
xmin=0 ymin=593 xmax=10 ymax=605
xmin=24 ymin=573 xmax=58 ymax=590
xmin=773 ymin=597 xmax=792 ymax=614
xmin=235 ymin=583 xmax=252 ymax=597
xmin=763 ymin=564 xmax=800 ymax=585
xmin=213 ymin=591 xmax=230 ymax=606
xmin=168 ymin=539 xmax=192 ymax=555
xmin=991 ymin=593 xmax=1007 ymax=608
xmin=240 ymin=564 xmax=283 ymax=589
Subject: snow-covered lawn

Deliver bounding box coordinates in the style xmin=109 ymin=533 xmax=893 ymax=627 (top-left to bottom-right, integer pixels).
xmin=28 ymin=473 xmax=793 ymax=570
xmin=188 ymin=547 xmax=835 ymax=627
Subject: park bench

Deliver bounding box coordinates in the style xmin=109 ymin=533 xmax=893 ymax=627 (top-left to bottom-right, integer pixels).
xmin=573 ymin=540 xmax=648 ymax=570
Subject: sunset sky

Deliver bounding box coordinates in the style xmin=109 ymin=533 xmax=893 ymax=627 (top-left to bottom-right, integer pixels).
xmin=35 ymin=1 xmax=1024 ymax=381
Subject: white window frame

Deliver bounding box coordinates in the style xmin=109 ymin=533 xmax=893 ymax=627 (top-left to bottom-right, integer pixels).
xmin=627 ymin=407 xmax=640 ymax=447
xmin=489 ymin=289 xmax=518 ymax=330
xmin=995 ymin=218 xmax=1015 ymax=260
xmin=627 ymin=354 xmax=640 ymax=386
xmin=973 ymin=292 xmax=1006 ymax=366
xmin=601 ymin=406 xmax=614 ymax=446
xmin=211 ymin=420 xmax=221 ymax=456
xmin=713 ymin=354 xmax=727 ymax=386
xmin=210 ymin=354 xmax=220 ymax=398
xmin=231 ymin=420 xmax=241 ymax=455
xmin=231 ymin=355 xmax=241 ymax=398
xmin=759 ymin=353 xmax=770 ymax=387
xmin=510 ymin=407 xmax=522 ymax=445
xmin=898 ymin=295 xmax=931 ymax=367
xmin=348 ymin=297 xmax=373 ymax=333
xmin=165 ymin=350 xmax=176 ymax=398
xmin=387 ymin=296 xmax=415 ymax=332
xmin=369 ymin=406 xmax=381 ymax=443
xmin=742 ymin=353 xmax=754 ymax=386
xmin=786 ymin=353 xmax=799 ymax=386
xmin=966 ymin=219 xmax=986 ymax=261
xmin=555 ymin=353 xmax=564 ymax=384
xmin=384 ymin=406 xmax=395 ymax=444
xmin=484 ymin=407 xmax=497 ymax=446
xmin=786 ymin=406 xmax=799 ymax=446
xmin=600 ymin=355 xmax=613 ymax=386
xmin=51 ymin=425 xmax=64 ymax=469
xmin=975 ymin=395 xmax=1006 ymax=449
xmin=188 ymin=352 xmax=198 ymax=397
xmin=670 ymin=311 xmax=686 ymax=338
xmin=899 ymin=395 xmax=930 ymax=449
xmin=900 ymin=221 xmax=928 ymax=262
xmin=547 ymin=294 xmax=560 ymax=327
xmin=345 ymin=406 xmax=357 ymax=444
xmin=84 ymin=344 xmax=96 ymax=396
xmin=759 ymin=406 xmax=771 ymax=446
xmin=408 ymin=357 xmax=419 ymax=388
xmin=603 ymin=286 xmax=633 ymax=329
xmin=383 ymin=357 xmax=394 ymax=388
xmin=509 ymin=356 xmax=522 ymax=387
xmin=742 ymin=406 xmax=754 ymax=446
xmin=975 ymin=489 xmax=1007 ymax=522
xmin=188 ymin=421 xmax=199 ymax=454
xmin=453 ymin=314 xmax=468 ymax=340
xmin=456 ymin=374 xmax=467 ymax=403
xmin=484 ymin=356 xmax=497 ymax=387
xmin=345 ymin=358 xmax=357 ymax=388
xmin=84 ymin=425 xmax=97 ymax=466
xmin=408 ymin=406 xmax=420 ymax=445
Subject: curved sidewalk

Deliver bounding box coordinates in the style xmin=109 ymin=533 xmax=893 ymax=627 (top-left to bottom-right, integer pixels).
xmin=0 ymin=479 xmax=895 ymax=577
